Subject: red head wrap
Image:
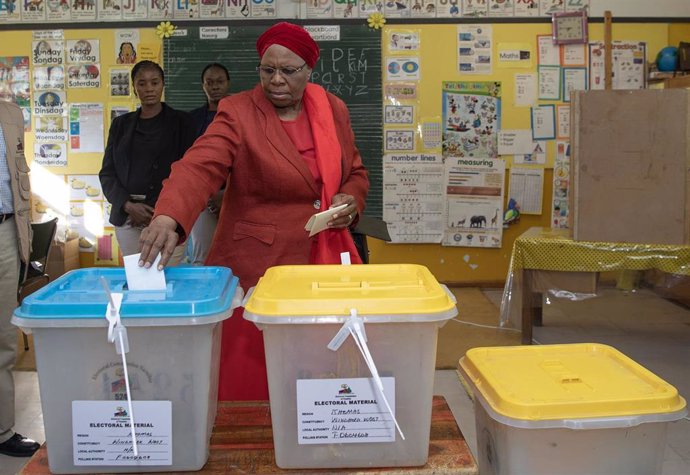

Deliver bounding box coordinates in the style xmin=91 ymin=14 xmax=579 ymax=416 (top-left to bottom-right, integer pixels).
xmin=256 ymin=22 xmax=320 ymax=68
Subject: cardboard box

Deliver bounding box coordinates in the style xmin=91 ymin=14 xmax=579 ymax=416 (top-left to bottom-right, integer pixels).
xmin=45 ymin=238 xmax=79 ymax=281
xmin=571 ymin=89 xmax=690 ymax=245
xmin=530 ymin=270 xmax=598 ymax=294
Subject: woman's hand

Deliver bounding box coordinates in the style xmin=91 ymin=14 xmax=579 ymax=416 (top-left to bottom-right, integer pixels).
xmin=138 ymin=215 xmax=179 ymax=270
xmin=124 ymin=201 xmax=154 ymax=227
xmin=328 ymin=193 xmax=358 ymax=229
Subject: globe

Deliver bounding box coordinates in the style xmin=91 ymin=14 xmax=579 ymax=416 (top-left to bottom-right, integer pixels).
xmin=656 ymin=46 xmax=679 ymax=72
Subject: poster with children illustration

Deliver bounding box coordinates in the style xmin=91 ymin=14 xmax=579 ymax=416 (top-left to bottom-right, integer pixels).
xmin=442 ymin=81 xmax=501 ymax=159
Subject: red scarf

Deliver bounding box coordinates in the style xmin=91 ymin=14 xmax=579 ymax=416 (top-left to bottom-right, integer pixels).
xmin=302 ymin=83 xmax=362 ymax=265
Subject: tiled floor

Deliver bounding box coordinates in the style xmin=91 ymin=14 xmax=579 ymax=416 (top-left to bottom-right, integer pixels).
xmin=2 ymin=286 xmax=689 ymax=474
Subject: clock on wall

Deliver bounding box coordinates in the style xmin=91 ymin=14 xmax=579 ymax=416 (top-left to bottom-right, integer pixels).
xmin=552 ymin=11 xmax=589 ymax=45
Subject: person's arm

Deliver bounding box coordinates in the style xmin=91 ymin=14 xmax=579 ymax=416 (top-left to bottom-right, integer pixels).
xmin=98 ymin=117 xmax=131 ymax=220
xmin=139 ymin=100 xmax=241 ymax=268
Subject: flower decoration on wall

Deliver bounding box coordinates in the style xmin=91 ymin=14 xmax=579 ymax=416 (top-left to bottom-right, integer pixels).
xmin=367 ymin=12 xmax=386 ymax=30
xmin=156 ymin=21 xmax=176 ymax=39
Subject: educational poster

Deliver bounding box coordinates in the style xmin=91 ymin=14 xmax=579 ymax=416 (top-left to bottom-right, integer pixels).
xmin=199 ymin=0 xmax=225 ymax=20
xmin=384 ymin=105 xmax=415 ymax=125
xmin=98 ymin=0 xmax=122 ymax=21
xmin=68 ymin=175 xmax=102 ymax=201
xmin=34 ymin=142 xmax=67 ymax=167
xmin=334 ymin=0 xmax=358 ymax=18
xmin=385 ymin=0 xmax=411 ymax=18
xmin=0 ymin=1 xmax=21 ymax=22
xmin=359 ymin=0 xmax=383 ymax=15
xmin=70 ymin=0 xmax=97 ymax=21
xmin=388 ymin=30 xmax=421 ymax=52
xmin=442 ymin=81 xmax=501 ymax=159
xmin=174 ymin=0 xmax=199 ymax=18
xmin=115 ymin=30 xmax=139 ymax=65
xmin=410 ymin=0 xmax=436 ymax=18
xmin=33 ymin=91 xmax=67 ymax=116
xmin=149 ymin=0 xmax=174 ymax=19
xmin=561 ymin=43 xmax=586 ymax=67
xmin=497 ymin=43 xmax=532 ymax=68
xmin=33 ymin=66 xmax=65 ymax=90
xmin=66 ymin=40 xmax=101 ymax=63
xmin=69 ymin=103 xmax=104 ymax=153
xmin=436 ymin=0 xmax=460 ymax=17
xmin=35 ymin=116 xmax=68 ymax=142
xmin=514 ymin=72 xmax=536 ymax=106
xmin=552 ymin=140 xmax=571 ymax=229
xmin=32 ymin=40 xmax=64 ymax=67
xmin=385 ymin=83 xmax=417 ymax=100
xmin=562 ymin=67 xmax=587 ymax=102
xmin=383 ymin=153 xmax=444 ymax=243
xmin=538 ymin=65 xmax=560 ymax=100
xmin=530 ymin=104 xmax=555 ymax=140
xmin=508 ymin=166 xmax=543 ymax=214
xmin=589 ymin=41 xmax=646 ymax=90
xmin=556 ymin=104 xmax=570 ymax=139
xmin=21 ymin=0 xmax=46 ymax=22
xmin=488 ymin=0 xmax=513 ymax=17
xmin=225 ymin=0 xmax=250 ymax=18
xmin=443 ymin=157 xmax=505 ymax=248
xmin=250 ymin=0 xmax=277 ymax=17
xmin=386 ymin=57 xmax=420 ymax=81
xmin=0 ymin=56 xmax=30 ymax=107
xmin=109 ymin=68 xmax=131 ymax=97
xmin=306 ymin=0 xmax=333 ymax=18
xmin=122 ymin=0 xmax=148 ymax=21
xmin=540 ymin=0 xmax=564 ymax=16
xmin=46 ymin=0 xmax=72 ymax=21
xmin=462 ymin=0 xmax=487 ymax=17
xmin=537 ymin=35 xmax=560 ymax=66
xmin=514 ymin=0 xmax=539 ymax=17
xmin=385 ymin=129 xmax=415 ymax=151
xmin=457 ymin=24 xmax=492 ymax=74
xmin=421 ymin=120 xmax=442 ymax=150
xmin=513 ymin=141 xmax=545 ymax=165
xmin=67 ymin=64 xmax=101 ymax=88
xmin=565 ymin=0 xmax=589 ymax=13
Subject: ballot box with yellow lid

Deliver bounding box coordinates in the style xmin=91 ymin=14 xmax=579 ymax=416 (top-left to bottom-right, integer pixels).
xmin=459 ymin=343 xmax=688 ymax=475
xmin=243 ymin=264 xmax=458 ymax=469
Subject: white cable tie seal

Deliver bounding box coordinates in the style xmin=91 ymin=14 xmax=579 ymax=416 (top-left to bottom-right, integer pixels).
xmin=100 ymin=277 xmax=138 ymax=456
xmin=327 ymin=309 xmax=405 ymax=440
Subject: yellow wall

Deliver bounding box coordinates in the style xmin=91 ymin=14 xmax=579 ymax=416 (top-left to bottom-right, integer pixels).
xmin=369 ymin=23 xmax=673 ymax=284
xmin=1 ymin=23 xmax=686 ymax=280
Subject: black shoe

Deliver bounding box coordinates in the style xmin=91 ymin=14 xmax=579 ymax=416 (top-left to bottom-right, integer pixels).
xmin=0 ymin=433 xmax=41 ymax=457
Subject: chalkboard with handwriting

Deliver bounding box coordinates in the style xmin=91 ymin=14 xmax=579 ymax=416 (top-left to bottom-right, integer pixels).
xmin=163 ymin=25 xmax=382 ymax=218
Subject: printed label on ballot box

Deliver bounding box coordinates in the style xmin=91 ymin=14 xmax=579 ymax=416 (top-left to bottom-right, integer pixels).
xmin=72 ymin=400 xmax=172 ymax=466
xmin=297 ymin=377 xmax=396 ymax=444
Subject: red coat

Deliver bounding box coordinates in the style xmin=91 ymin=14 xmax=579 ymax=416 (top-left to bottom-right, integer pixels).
xmin=154 ymin=84 xmax=369 ymax=400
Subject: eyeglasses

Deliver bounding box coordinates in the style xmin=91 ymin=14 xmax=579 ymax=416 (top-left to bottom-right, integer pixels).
xmin=256 ymin=62 xmax=307 ymax=78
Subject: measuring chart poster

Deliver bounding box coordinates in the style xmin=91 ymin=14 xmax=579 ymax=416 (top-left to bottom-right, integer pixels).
xmin=297 ymin=378 xmax=396 ymax=445
xmin=383 ymin=153 xmax=444 ymax=244
xmin=442 ymin=81 xmax=501 ymax=159
xmin=442 ymin=157 xmax=505 ymax=248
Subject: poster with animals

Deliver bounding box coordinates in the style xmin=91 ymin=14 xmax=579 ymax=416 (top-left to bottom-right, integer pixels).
xmin=442 ymin=156 xmax=505 ymax=248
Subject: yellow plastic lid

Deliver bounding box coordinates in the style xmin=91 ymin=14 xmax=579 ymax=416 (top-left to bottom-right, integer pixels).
xmin=243 ymin=264 xmax=457 ymax=323
xmin=460 ymin=344 xmax=687 ymax=422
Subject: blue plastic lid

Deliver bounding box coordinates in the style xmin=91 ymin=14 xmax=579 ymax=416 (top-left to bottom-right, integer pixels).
xmin=14 ymin=267 xmax=240 ymax=320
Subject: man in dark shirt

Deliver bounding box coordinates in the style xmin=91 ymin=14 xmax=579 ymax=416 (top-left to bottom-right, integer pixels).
xmin=188 ymin=63 xmax=230 ymax=265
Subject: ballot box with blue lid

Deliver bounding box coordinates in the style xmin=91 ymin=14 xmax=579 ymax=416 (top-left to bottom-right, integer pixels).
xmin=12 ymin=267 xmax=242 ymax=474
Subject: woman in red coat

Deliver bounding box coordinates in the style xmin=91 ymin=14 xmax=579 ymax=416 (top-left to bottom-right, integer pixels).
xmin=139 ymin=22 xmax=369 ymax=400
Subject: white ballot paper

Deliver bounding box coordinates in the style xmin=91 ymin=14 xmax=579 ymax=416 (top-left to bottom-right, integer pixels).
xmin=305 ymin=203 xmax=347 ymax=237
xmin=123 ymin=253 xmax=166 ymax=291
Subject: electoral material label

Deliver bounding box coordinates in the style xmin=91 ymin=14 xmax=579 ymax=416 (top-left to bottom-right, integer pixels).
xmin=297 ymin=377 xmax=395 ymax=445
xmin=72 ymin=400 xmax=172 ymax=466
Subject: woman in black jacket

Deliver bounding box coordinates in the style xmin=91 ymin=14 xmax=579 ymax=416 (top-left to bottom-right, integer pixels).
xmin=99 ymin=60 xmax=196 ymax=263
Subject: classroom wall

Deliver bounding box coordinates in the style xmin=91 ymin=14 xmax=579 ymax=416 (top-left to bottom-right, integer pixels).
xmin=368 ymin=22 xmax=676 ymax=284
xmin=1 ymin=19 xmax=687 ymax=280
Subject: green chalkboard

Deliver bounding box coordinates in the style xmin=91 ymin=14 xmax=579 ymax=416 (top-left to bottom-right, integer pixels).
xmin=163 ymin=25 xmax=382 ymax=218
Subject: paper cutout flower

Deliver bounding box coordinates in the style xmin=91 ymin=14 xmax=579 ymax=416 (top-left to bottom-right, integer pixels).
xmin=156 ymin=21 xmax=176 ymax=39
xmin=367 ymin=12 xmax=386 ymax=30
